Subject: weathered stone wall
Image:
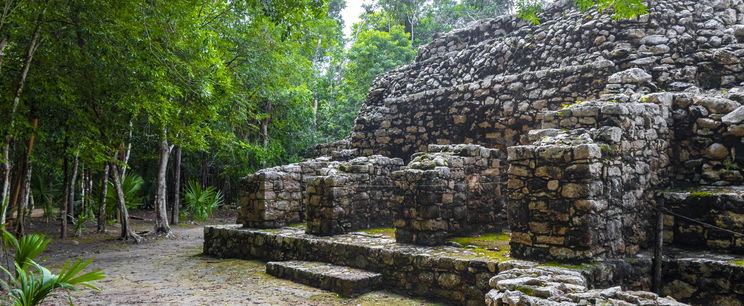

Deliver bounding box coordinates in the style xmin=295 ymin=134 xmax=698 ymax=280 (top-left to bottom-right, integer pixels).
xmin=392 ymin=144 xmax=504 ymax=246
xmin=508 ymin=91 xmax=672 ymax=261
xmin=661 ymin=187 xmax=744 ymax=253
xmin=313 ymin=139 xmax=351 ymax=157
xmin=484 ymin=261 xmax=686 ymax=306
xmin=305 ymin=156 xmax=404 ymax=236
xmin=351 ymin=0 xmax=744 ymax=160
xmin=670 ymin=90 xmax=744 ymax=185
xmin=237 ymin=154 xmax=355 ymax=228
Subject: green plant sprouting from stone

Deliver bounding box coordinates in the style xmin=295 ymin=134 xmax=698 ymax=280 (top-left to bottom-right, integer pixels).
xmin=517 ymin=0 xmax=648 ymax=24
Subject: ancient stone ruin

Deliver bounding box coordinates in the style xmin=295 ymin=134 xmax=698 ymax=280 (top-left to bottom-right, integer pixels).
xmin=206 ymin=0 xmax=744 ymax=305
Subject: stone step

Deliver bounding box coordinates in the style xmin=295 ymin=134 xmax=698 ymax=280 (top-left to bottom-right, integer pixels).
xmin=265 ymin=260 xmax=382 ymax=297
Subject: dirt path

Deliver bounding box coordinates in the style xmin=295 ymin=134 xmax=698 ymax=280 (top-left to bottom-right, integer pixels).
xmin=31 ymin=212 xmax=442 ymax=306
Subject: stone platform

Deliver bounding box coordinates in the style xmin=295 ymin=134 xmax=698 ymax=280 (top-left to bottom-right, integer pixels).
xmin=204 ymin=224 xmax=744 ymax=305
xmin=266 ymin=260 xmax=382 ymax=297
xmin=204 ymin=225 xmax=508 ymax=305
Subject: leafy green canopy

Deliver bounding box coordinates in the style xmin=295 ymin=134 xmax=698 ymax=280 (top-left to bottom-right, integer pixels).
xmin=316 ymin=25 xmax=416 ymax=140
xmin=516 ymin=0 xmax=648 ymax=24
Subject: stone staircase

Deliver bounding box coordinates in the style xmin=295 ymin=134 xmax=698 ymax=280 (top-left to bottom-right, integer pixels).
xmin=265 ymin=260 xmax=382 ymax=297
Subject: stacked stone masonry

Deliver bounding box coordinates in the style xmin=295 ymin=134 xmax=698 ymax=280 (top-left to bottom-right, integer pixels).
xmin=351 ymin=0 xmax=744 ymax=160
xmin=392 ymin=144 xmax=504 ymax=245
xmin=661 ymin=187 xmax=744 ymax=253
xmin=233 ymin=0 xmax=744 ymax=263
xmin=484 ymin=260 xmax=686 ymax=306
xmin=305 ymin=155 xmax=404 ymax=236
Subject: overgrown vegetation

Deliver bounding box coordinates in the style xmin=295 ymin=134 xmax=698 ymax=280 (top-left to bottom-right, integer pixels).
xmin=183 ymin=180 xmax=224 ymax=222
xmin=0 ymin=230 xmax=104 ymax=305
xmin=516 ymin=0 xmax=648 ymax=24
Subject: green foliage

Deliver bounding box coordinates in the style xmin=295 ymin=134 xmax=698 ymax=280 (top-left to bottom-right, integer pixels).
xmin=0 ymin=230 xmax=51 ymax=271
xmin=0 ymin=230 xmax=105 ymax=306
xmin=0 ymin=259 xmax=104 ymax=306
xmin=183 ymin=180 xmax=223 ymax=222
xmin=516 ymin=0 xmax=545 ymax=24
xmin=73 ymin=206 xmax=94 ymax=237
xmin=317 ymin=25 xmax=416 ymax=139
xmin=105 ymin=174 xmax=144 ymax=219
xmin=31 ymin=175 xmax=60 ymax=220
xmin=516 ymin=0 xmax=648 ymax=24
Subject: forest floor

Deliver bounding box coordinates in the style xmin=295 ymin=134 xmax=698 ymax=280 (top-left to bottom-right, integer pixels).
xmin=25 ymin=208 xmax=443 ymax=306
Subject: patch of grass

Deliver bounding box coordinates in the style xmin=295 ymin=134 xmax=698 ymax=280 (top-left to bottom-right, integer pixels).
xmin=515 ymin=285 xmax=535 ymax=296
xmin=449 ymin=233 xmax=510 ymax=249
xmin=730 ymin=260 xmax=744 ymax=266
xmin=688 ymin=191 xmax=719 ymax=199
xmin=359 ymin=227 xmax=395 ymax=238
xmin=447 ymin=232 xmax=511 ymax=261
xmin=539 ymin=261 xmax=596 ymax=270
xmin=599 ymin=144 xmax=616 ymax=155
xmin=724 ymin=162 xmax=740 ymax=170
xmin=287 ymin=223 xmax=306 ymax=228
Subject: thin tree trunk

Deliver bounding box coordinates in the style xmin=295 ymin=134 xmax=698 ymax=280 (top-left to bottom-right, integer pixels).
xmin=1 ymin=4 xmax=45 ymax=224
xmin=14 ymin=163 xmax=31 ymax=237
xmin=61 ymin=155 xmax=69 ymax=238
xmin=110 ymin=163 xmax=141 ymax=243
xmin=68 ymin=153 xmax=79 ymax=225
xmin=0 ymin=37 xmax=7 ymax=76
xmin=120 ymin=121 xmax=132 ymax=179
xmin=10 ymin=117 xmax=38 ymax=235
xmin=170 ymin=146 xmax=181 ymax=225
xmin=0 ymin=144 xmax=10 ymax=225
xmin=154 ymin=131 xmax=172 ymax=236
xmin=80 ymin=164 xmax=86 ymax=217
xmin=97 ymin=163 xmax=109 ymax=233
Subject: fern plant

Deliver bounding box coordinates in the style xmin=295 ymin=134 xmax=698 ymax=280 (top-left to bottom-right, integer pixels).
xmin=0 ymin=230 xmax=105 ymax=306
xmin=104 ymin=174 xmax=144 ymax=219
xmin=183 ymin=180 xmax=223 ymax=222
xmin=0 ymin=231 xmax=51 ymax=271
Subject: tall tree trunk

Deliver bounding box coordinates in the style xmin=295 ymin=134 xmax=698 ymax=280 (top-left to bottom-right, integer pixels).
xmin=79 ymin=164 xmax=86 ymax=217
xmin=154 ymin=132 xmax=172 ymax=236
xmin=1 ymin=4 xmax=45 ymax=224
xmin=0 ymin=144 xmax=10 ymax=225
xmin=14 ymin=163 xmax=31 ymax=236
xmin=170 ymin=146 xmax=181 ymax=225
xmin=60 ymin=155 xmax=69 ymax=238
xmin=97 ymin=163 xmax=109 ymax=233
xmin=110 ymin=163 xmax=141 ymax=243
xmin=68 ymin=153 xmax=79 ymax=225
xmin=10 ymin=117 xmax=38 ymax=235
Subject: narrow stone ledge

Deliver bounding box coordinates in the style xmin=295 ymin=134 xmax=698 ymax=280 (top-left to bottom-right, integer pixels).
xmin=266 ymin=260 xmax=382 ymax=297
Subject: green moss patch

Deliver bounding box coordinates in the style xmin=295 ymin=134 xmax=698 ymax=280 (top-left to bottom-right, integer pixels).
xmin=539 ymin=261 xmax=596 ymax=270
xmin=449 ymin=233 xmax=510 ymax=249
xmin=730 ymin=260 xmax=744 ymax=266
xmin=359 ymin=227 xmax=396 ymax=238
xmin=447 ymin=232 xmax=511 ymax=261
